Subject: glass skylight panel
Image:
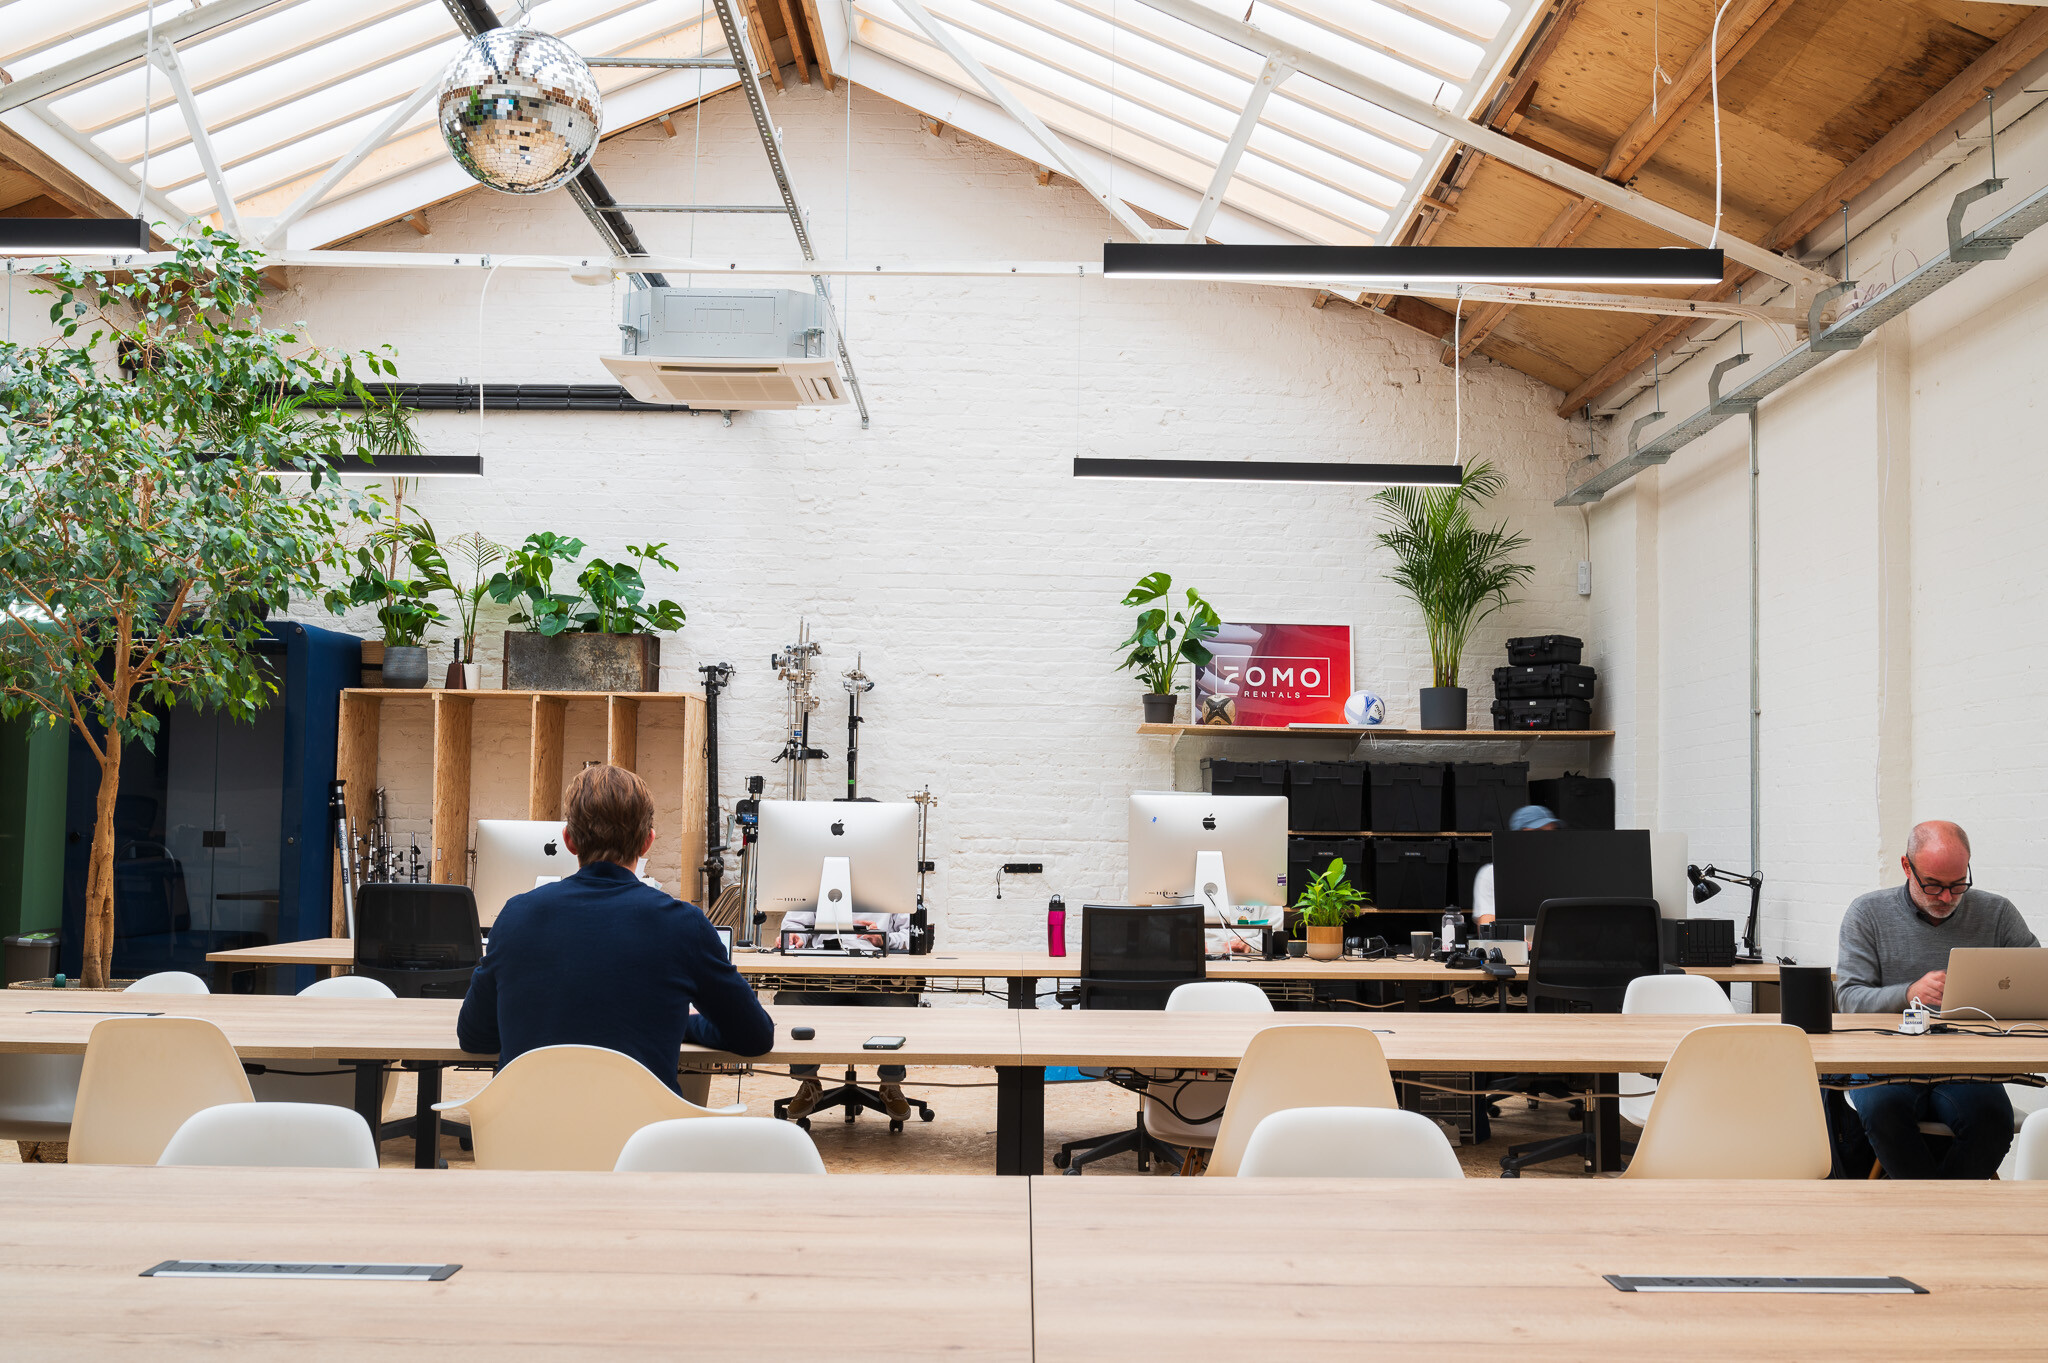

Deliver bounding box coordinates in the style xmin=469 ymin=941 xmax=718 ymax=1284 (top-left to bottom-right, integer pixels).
xmin=1256 ymin=0 xmax=1484 ymax=82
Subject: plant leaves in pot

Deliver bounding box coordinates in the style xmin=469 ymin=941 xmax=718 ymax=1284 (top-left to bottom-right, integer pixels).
xmin=1115 ymin=571 xmax=1221 ymax=725
xmin=488 ymin=536 xmax=687 ymax=691
xmin=327 ymin=522 xmax=448 ymax=689
xmin=1293 ymin=857 xmax=1367 ymax=960
xmin=1371 ymin=461 xmax=1533 ymax=731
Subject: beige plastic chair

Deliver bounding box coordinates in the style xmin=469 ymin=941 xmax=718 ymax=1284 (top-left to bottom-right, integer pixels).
xmin=615 ymin=1116 xmax=828 ymax=1173
xmin=68 ymin=1017 xmax=255 ymax=1165
xmin=0 ymin=973 xmax=212 ymax=1143
xmin=1238 ymin=1106 xmax=1464 ymax=1179
xmin=1619 ymin=974 xmax=1736 ymax=1126
xmin=439 ymin=1044 xmax=744 ymax=1171
xmin=159 ymin=1101 xmax=377 ymax=1169
xmin=248 ymin=976 xmax=397 ymax=1115
xmin=1206 ymin=1025 xmax=1399 ymax=1177
xmin=125 ymin=971 xmax=211 ymax=994
xmin=1142 ymin=981 xmax=1275 ymax=1150
xmin=2013 ymin=1108 xmax=2048 ymax=1180
xmin=1622 ymin=1023 xmax=1831 ymax=1179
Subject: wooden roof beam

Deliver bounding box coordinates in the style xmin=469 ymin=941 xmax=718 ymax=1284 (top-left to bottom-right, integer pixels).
xmin=1553 ymin=7 xmax=2048 ymax=418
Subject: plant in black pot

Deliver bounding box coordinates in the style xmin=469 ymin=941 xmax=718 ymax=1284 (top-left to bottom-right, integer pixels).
xmin=326 ymin=522 xmax=447 ymax=688
xmin=1371 ymin=461 xmax=1532 ymax=731
xmin=1115 ymin=572 xmax=1220 ymax=725
xmin=488 ymin=534 xmax=686 ymax=691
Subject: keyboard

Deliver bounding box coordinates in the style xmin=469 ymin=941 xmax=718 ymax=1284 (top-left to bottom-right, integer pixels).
xmin=783 ymin=947 xmax=883 ymax=959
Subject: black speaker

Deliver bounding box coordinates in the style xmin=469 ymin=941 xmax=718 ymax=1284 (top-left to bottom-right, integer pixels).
xmin=1779 ymin=965 xmax=1835 ymax=1035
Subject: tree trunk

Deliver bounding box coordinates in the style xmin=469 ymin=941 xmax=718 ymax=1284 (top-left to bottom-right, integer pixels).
xmin=80 ymin=731 xmax=122 ymax=990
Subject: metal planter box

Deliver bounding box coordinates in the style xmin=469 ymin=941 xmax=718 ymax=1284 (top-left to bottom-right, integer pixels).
xmin=501 ymin=632 xmax=660 ymax=692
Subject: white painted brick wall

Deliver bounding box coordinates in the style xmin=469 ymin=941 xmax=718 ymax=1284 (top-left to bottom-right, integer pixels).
xmin=272 ymin=87 xmax=1593 ymax=950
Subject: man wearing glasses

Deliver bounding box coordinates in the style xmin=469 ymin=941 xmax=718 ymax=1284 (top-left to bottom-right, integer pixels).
xmin=1837 ymin=821 xmax=2037 ymax=1178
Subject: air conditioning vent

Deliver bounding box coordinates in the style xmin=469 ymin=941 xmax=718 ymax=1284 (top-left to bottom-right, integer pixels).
xmin=603 ymin=286 xmax=849 ymax=411
xmin=602 ymin=354 xmax=850 ymax=410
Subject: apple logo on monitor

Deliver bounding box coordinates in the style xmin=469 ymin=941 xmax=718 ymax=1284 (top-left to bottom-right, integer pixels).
xmin=1202 ymin=814 xmax=1217 ymax=831
xmin=831 ymin=820 xmax=846 ymax=836
xmin=543 ymin=839 xmax=559 ymax=856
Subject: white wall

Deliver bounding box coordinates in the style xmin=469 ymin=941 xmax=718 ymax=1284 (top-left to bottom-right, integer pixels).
xmin=278 ymin=84 xmax=1592 ymax=947
xmin=1588 ymin=81 xmax=2048 ymax=963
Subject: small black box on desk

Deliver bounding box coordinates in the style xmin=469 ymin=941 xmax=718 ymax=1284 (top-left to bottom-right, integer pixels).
xmin=1527 ymin=774 xmax=1615 ymax=829
xmin=1661 ymin=916 xmax=1736 ymax=967
xmin=1506 ymin=635 xmax=1583 ymax=665
xmin=1492 ymin=663 xmax=1596 ymax=699
xmin=1372 ymin=839 xmax=1452 ymax=912
xmin=1288 ymin=760 xmax=1365 ymax=831
xmin=1369 ymin=763 xmax=1446 ymax=832
xmin=1491 ymin=697 xmax=1593 ymax=730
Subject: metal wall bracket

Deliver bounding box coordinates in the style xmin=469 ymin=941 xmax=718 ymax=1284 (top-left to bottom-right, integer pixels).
xmin=1708 ymin=353 xmax=1755 ymax=413
xmin=1807 ymin=281 xmax=1861 ymax=353
xmin=1949 ymin=178 xmax=2011 ymax=261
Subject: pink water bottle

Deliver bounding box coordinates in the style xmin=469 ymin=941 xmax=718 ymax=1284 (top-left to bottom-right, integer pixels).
xmin=1047 ymin=894 xmax=1067 ymax=957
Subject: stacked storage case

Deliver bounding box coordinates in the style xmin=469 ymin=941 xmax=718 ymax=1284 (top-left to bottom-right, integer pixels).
xmin=1492 ymin=636 xmax=1595 ymax=730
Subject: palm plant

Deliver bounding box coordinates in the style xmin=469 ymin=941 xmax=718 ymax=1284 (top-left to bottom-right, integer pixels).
xmin=1370 ymin=461 xmax=1533 ymax=690
xmin=442 ymin=529 xmax=507 ymax=664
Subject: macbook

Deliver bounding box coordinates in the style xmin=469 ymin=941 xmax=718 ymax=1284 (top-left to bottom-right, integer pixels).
xmin=1941 ymin=948 xmax=2048 ymax=1022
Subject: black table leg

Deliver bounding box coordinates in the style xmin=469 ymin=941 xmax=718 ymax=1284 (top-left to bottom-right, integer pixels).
xmin=1590 ymin=1071 xmax=1622 ymax=1173
xmin=349 ymin=1060 xmax=381 ymax=1142
xmin=410 ymin=1062 xmax=443 ymax=1169
xmin=1007 ymin=976 xmax=1037 ymax=1010
xmin=994 ymin=1064 xmax=1045 ymax=1175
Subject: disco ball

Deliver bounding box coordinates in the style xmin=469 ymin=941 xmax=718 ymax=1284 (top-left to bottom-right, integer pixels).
xmin=438 ymin=29 xmax=601 ymax=194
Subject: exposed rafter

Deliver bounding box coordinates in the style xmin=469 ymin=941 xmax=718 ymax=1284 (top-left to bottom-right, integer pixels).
xmin=260 ymin=77 xmax=443 ymax=248
xmin=149 ymin=38 xmax=244 ymax=238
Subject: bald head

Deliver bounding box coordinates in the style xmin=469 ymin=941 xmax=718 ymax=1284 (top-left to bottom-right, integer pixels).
xmin=1902 ymin=821 xmax=1972 ymax=917
xmin=1907 ymin=821 xmax=1971 ymax=861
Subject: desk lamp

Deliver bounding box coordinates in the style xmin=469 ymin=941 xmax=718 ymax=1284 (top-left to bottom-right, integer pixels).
xmin=1688 ymin=864 xmax=1764 ymax=963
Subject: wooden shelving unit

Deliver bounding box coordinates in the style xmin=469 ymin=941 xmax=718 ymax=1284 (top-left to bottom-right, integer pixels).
xmin=333 ymin=689 xmax=706 ymax=935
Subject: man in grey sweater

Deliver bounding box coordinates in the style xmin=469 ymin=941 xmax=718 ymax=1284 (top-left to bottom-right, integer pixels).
xmin=1837 ymin=820 xmax=2037 ymax=1178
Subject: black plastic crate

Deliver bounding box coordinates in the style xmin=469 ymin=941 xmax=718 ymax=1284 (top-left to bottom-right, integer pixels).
xmin=1661 ymin=916 xmax=1736 ymax=967
xmin=1451 ymin=762 xmax=1529 ymax=833
xmin=1371 ymin=838 xmax=1451 ymax=911
xmin=1527 ymin=773 xmax=1616 ymax=829
xmin=1287 ymin=761 xmax=1366 ymax=831
xmin=1506 ymin=634 xmax=1583 ymax=666
xmin=1368 ymin=763 xmax=1446 ymax=833
xmin=1205 ymin=758 xmax=1287 ymax=800
xmin=1452 ymin=839 xmax=1492 ymax=911
xmin=1287 ymin=837 xmax=1367 ymax=905
xmin=1492 ymin=663 xmax=1597 ymax=699
xmin=1491 ymin=697 xmax=1594 ymax=731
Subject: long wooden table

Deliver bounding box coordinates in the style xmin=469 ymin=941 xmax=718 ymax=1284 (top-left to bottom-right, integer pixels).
xmin=6 ymin=1166 xmax=2046 ymax=1358
xmin=0 ymin=1164 xmax=1033 ymax=1360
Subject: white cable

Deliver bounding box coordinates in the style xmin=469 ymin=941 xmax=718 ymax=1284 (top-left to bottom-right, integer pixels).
xmin=477 ymin=259 xmax=505 ymax=454
xmin=1707 ymin=0 xmax=1736 ymax=249
xmin=1453 ymin=286 xmax=1464 ymax=467
xmin=138 ymin=0 xmax=158 ymax=220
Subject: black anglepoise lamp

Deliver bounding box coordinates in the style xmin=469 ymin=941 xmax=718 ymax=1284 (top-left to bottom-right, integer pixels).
xmin=1688 ymin=864 xmax=1765 ymax=963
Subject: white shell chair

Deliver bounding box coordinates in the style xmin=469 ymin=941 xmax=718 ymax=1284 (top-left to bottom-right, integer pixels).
xmin=1238 ymin=1107 xmax=1464 ymax=1179
xmin=1618 ymin=973 xmax=1735 ymax=1127
xmin=615 ymin=1116 xmax=828 ymax=1173
xmin=159 ymin=1101 xmax=378 ymax=1169
xmin=0 ymin=971 xmax=210 ymax=1145
xmin=1141 ymin=981 xmax=1275 ymax=1151
xmin=2012 ymin=1108 xmax=2048 ymax=1180
xmin=249 ymin=976 xmax=398 ymax=1114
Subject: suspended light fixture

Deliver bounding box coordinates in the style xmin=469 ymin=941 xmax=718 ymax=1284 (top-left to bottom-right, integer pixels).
xmin=0 ymin=218 xmax=151 ymax=254
xmin=1102 ymin=243 xmax=1725 ymax=286
xmin=1074 ymin=458 xmax=1461 ymax=485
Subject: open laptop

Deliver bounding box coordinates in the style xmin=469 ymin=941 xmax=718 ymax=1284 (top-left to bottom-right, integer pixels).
xmin=1941 ymin=948 xmax=2048 ymax=1021
xmin=715 ymin=926 xmax=734 ymax=962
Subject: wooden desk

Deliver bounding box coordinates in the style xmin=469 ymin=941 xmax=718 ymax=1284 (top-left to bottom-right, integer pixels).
xmin=0 ymin=1165 xmax=1032 ymax=1360
xmin=1030 ymin=1178 xmax=2048 ymax=1361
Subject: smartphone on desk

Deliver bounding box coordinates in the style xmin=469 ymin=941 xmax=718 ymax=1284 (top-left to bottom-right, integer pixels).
xmin=863 ymin=1035 xmax=907 ymax=1050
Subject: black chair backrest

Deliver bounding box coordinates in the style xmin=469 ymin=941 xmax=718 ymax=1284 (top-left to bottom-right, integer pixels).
xmin=1076 ymin=904 xmax=1207 ymax=1010
xmin=1527 ymin=897 xmax=1664 ymax=1012
xmin=353 ymin=882 xmax=482 ymax=999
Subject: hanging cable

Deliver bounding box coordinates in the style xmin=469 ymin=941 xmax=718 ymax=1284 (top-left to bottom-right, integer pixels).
xmin=1453 ymin=287 xmax=1464 ymax=467
xmin=1707 ymin=0 xmax=1736 ymax=248
xmin=137 ymin=0 xmax=158 ymax=219
xmin=1649 ymin=0 xmax=1672 ymax=120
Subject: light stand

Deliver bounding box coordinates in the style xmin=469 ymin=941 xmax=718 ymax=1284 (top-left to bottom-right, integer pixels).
xmin=1688 ymin=864 xmax=1764 ymax=962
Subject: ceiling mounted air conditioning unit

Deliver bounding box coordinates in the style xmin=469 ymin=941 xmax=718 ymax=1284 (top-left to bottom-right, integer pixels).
xmin=601 ymin=286 xmax=849 ymax=411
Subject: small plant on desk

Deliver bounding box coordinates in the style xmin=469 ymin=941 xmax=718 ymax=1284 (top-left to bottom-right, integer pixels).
xmin=1295 ymin=859 xmax=1367 ymax=961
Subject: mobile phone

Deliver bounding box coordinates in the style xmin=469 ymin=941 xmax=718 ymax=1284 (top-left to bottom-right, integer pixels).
xmin=863 ymin=1035 xmax=907 ymax=1050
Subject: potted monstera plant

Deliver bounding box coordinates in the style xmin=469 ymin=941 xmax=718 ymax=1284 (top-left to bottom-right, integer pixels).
xmin=1116 ymin=572 xmax=1220 ymax=724
xmin=1294 ymin=857 xmax=1366 ymax=961
xmin=488 ymin=534 xmax=686 ymax=691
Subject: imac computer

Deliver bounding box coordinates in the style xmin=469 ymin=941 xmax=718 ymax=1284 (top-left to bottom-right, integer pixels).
xmin=473 ymin=819 xmax=574 ymax=926
xmin=1489 ymin=829 xmax=1653 ymax=929
xmin=1126 ymin=791 xmax=1289 ymax=924
xmin=753 ymin=800 xmax=918 ymax=942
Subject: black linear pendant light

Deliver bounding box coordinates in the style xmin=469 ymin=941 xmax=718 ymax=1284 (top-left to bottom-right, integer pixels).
xmin=0 ymin=219 xmax=152 ymax=253
xmin=1074 ymin=458 xmax=1462 ymax=485
xmin=1103 ymin=242 xmax=1724 ymax=286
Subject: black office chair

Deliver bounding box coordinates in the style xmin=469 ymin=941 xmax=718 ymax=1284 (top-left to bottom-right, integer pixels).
xmin=1053 ymin=904 xmax=1207 ymax=1175
xmin=352 ymin=882 xmax=481 ymax=1154
xmin=1499 ymin=896 xmax=1666 ymax=1177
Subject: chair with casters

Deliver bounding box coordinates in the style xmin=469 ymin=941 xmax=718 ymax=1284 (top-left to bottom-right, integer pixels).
xmin=68 ymin=1016 xmax=254 ymax=1165
xmin=439 ymin=1044 xmax=743 ymax=1171
xmin=352 ymin=882 xmax=482 ymax=999
xmin=0 ymin=974 xmax=212 ymax=1148
xmin=1498 ymin=897 xmax=1666 ymax=1178
xmin=159 ymin=1101 xmax=378 ymax=1169
xmin=1053 ymin=904 xmax=1207 ymax=1175
xmin=1621 ymin=1023 xmax=1831 ymax=1179
xmin=1206 ymin=1025 xmax=1400 ymax=1177
xmin=1238 ymin=1106 xmax=1465 ymax=1179
xmin=1618 ymin=973 xmax=1736 ymax=1127
xmin=1133 ymin=981 xmax=1273 ymax=1173
xmin=615 ymin=1116 xmax=828 ymax=1173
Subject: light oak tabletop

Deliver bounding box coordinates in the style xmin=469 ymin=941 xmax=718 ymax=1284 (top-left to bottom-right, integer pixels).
xmin=1031 ymin=1177 xmax=2048 ymax=1362
xmin=0 ymin=1164 xmax=1033 ymax=1360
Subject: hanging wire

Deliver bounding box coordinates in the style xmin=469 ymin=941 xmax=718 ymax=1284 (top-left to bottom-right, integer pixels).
xmin=1452 ymin=286 xmax=1464 ymax=466
xmin=1649 ymin=0 xmax=1672 ymax=120
xmin=137 ymin=0 xmax=158 ymax=219
xmin=1707 ymin=0 xmax=1736 ymax=248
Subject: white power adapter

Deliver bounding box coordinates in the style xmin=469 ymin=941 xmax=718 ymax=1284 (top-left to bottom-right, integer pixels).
xmin=1900 ymin=999 xmax=1932 ymax=1035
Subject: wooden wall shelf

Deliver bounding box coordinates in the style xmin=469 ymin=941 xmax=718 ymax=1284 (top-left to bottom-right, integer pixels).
xmin=1142 ymin=723 xmax=1612 ymax=745
xmin=333 ymin=689 xmax=705 ymax=934
xmin=1289 ymin=830 xmax=1492 ymax=838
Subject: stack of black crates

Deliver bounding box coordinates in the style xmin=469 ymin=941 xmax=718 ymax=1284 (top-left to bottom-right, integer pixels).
xmin=1492 ymin=635 xmax=1596 ymax=730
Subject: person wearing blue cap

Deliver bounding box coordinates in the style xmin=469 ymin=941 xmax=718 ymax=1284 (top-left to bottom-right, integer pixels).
xmin=1472 ymin=804 xmax=1562 ymax=925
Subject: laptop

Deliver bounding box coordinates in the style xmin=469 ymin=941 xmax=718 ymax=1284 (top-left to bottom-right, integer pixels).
xmin=715 ymin=926 xmax=734 ymax=962
xmin=1941 ymin=948 xmax=2048 ymax=1021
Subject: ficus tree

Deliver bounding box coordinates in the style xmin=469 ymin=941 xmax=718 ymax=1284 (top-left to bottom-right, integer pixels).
xmin=0 ymin=228 xmax=411 ymax=987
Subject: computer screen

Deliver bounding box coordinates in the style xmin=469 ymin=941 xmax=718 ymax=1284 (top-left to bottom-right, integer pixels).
xmin=1490 ymin=829 xmax=1653 ymax=925
xmin=753 ymin=800 xmax=918 ymax=929
xmin=715 ymin=926 xmax=734 ymax=961
xmin=472 ymin=820 xmax=573 ymax=927
xmin=1126 ymin=791 xmax=1289 ymax=916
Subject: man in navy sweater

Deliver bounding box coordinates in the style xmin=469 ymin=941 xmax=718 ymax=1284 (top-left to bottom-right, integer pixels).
xmin=458 ymin=764 xmax=774 ymax=1091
